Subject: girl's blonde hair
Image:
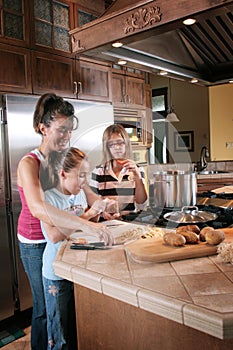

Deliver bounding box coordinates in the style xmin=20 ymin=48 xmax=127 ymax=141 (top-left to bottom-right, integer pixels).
xmin=102 ymin=124 xmax=132 ymax=163
xmin=46 ymin=147 xmax=86 ymax=188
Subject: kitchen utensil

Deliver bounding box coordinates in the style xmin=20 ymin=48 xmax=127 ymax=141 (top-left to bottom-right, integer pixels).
xmin=70 ymin=242 xmax=111 ymax=250
xmin=163 ymin=205 xmax=218 ymax=224
xmin=153 ymin=171 xmax=197 ymax=208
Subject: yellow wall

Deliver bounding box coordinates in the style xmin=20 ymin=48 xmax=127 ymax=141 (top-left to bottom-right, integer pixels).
xmin=209 ymin=84 xmax=233 ymax=161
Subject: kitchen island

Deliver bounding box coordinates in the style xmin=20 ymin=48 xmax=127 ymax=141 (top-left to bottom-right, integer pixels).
xmin=54 ymin=232 xmax=233 ymax=350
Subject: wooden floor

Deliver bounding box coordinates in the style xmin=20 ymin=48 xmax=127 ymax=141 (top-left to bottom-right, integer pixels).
xmin=3 ymin=326 xmax=31 ymax=350
xmin=0 ymin=308 xmax=32 ymax=350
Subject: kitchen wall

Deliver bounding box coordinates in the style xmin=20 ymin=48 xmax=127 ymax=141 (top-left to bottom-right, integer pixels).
xmin=151 ymin=75 xmax=210 ymax=164
xmin=209 ymin=84 xmax=233 ymax=161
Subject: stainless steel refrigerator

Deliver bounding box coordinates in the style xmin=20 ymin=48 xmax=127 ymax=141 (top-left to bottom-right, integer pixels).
xmin=0 ymin=94 xmax=114 ymax=321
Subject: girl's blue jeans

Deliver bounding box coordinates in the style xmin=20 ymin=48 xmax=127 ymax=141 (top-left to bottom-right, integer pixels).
xmin=43 ymin=277 xmax=78 ymax=350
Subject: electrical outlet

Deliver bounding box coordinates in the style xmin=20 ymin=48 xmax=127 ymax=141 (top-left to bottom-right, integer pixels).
xmin=226 ymin=142 xmax=233 ymax=149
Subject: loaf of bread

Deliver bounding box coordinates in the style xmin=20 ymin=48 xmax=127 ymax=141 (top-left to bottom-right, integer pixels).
xmin=199 ymin=226 xmax=214 ymax=242
xmin=205 ymin=229 xmax=225 ymax=245
xmin=176 ymin=230 xmax=199 ymax=244
xmin=163 ymin=232 xmax=186 ymax=247
xmin=176 ymin=225 xmax=200 ymax=234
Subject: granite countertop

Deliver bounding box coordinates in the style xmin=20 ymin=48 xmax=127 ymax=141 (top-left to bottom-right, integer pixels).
xmin=54 ymin=231 xmax=233 ymax=340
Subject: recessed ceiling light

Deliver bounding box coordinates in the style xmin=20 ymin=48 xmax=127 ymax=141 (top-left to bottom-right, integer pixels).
xmin=229 ymin=80 xmax=233 ymax=83
xmin=191 ymin=78 xmax=198 ymax=83
xmin=118 ymin=59 xmax=127 ymax=65
xmin=159 ymin=70 xmax=168 ymax=76
xmin=112 ymin=41 xmax=123 ymax=48
xmin=183 ymin=18 xmax=196 ymax=26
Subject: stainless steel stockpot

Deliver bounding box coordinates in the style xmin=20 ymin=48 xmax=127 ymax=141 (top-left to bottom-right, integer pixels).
xmin=153 ymin=171 xmax=197 ymax=208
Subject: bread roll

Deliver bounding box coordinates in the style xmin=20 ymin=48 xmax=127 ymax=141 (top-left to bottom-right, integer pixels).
xmin=199 ymin=226 xmax=214 ymax=242
xmin=163 ymin=232 xmax=186 ymax=247
xmin=176 ymin=230 xmax=199 ymax=244
xmin=176 ymin=225 xmax=200 ymax=234
xmin=205 ymin=229 xmax=225 ymax=245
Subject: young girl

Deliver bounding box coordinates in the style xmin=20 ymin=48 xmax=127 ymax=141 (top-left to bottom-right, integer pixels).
xmin=41 ymin=147 xmax=107 ymax=350
xmin=90 ymin=124 xmax=148 ymax=216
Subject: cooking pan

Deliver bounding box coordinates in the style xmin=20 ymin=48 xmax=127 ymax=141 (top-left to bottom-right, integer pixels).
xmin=163 ymin=206 xmax=218 ymax=224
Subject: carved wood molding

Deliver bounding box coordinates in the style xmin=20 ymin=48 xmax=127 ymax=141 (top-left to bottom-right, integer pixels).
xmin=123 ymin=6 xmax=162 ymax=34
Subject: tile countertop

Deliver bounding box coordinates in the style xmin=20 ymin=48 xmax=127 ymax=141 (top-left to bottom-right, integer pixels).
xmin=54 ymin=235 xmax=233 ymax=340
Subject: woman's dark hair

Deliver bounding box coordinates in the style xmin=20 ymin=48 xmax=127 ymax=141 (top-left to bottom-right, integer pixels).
xmin=45 ymin=147 xmax=86 ymax=188
xmin=33 ymin=93 xmax=78 ymax=135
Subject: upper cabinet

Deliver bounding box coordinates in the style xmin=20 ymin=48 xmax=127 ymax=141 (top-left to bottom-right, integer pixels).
xmin=31 ymin=51 xmax=76 ymax=98
xmin=0 ymin=43 xmax=32 ymax=93
xmin=112 ymin=66 xmax=145 ymax=107
xmin=75 ymin=57 xmax=112 ymax=102
xmin=0 ymin=0 xmax=30 ymax=46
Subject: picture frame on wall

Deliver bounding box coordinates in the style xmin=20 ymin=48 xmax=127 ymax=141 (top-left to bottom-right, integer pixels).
xmin=174 ymin=131 xmax=194 ymax=152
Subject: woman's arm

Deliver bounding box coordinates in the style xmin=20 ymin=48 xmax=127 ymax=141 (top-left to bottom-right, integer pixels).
xmin=17 ymin=157 xmax=113 ymax=245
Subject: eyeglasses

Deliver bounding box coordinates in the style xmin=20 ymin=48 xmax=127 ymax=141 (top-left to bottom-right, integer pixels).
xmin=108 ymin=141 xmax=125 ymax=149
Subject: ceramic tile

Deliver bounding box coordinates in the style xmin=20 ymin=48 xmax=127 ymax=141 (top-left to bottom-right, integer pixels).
xmin=71 ymin=266 xmax=102 ymax=292
xmin=101 ymin=277 xmax=140 ymax=306
xmin=53 ymin=260 xmax=73 ymax=281
xmin=60 ymin=243 xmax=87 ymax=267
xmin=128 ymin=258 xmax=176 ymax=278
xmin=192 ymin=293 xmax=233 ymax=312
xmin=225 ymin=271 xmax=233 ymax=282
xmin=86 ymin=262 xmax=131 ymax=283
xmin=138 ymin=289 xmax=185 ymax=324
xmin=132 ymin=275 xmax=191 ymax=300
xmin=86 ymin=247 xmax=126 ymax=264
xmin=171 ymin=257 xmax=219 ymax=275
xmin=179 ymin=272 xmax=233 ymax=297
xmin=210 ymin=255 xmax=233 ymax=272
xmin=183 ymin=304 xmax=233 ymax=339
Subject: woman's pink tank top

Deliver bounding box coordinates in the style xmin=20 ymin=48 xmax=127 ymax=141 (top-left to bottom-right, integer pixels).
xmin=17 ymin=151 xmax=45 ymax=240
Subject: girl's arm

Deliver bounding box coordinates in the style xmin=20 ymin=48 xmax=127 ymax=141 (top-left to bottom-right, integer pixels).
xmin=122 ymin=160 xmax=148 ymax=204
xmin=17 ymin=157 xmax=113 ymax=245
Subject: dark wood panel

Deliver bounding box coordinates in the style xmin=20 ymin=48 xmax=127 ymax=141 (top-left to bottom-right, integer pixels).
xmin=0 ymin=44 xmax=32 ymax=93
xmin=31 ymin=51 xmax=75 ymax=98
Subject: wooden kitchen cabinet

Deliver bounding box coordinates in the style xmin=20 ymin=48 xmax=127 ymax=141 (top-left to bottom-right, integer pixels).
xmin=112 ymin=66 xmax=145 ymax=106
xmin=31 ymin=51 xmax=76 ymax=98
xmin=144 ymin=83 xmax=153 ymax=147
xmin=76 ymin=57 xmax=112 ymax=102
xmin=0 ymin=0 xmax=30 ymax=46
xmin=0 ymin=44 xmax=32 ymax=93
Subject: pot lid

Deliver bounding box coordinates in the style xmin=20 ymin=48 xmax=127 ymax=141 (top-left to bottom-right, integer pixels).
xmin=163 ymin=206 xmax=218 ymax=224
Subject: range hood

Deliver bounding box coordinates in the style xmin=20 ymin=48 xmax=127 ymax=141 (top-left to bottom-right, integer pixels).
xmin=70 ymin=0 xmax=233 ymax=85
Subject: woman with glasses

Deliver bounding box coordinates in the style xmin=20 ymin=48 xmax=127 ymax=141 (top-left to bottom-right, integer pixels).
xmin=90 ymin=124 xmax=148 ymax=216
xmin=17 ymin=93 xmax=113 ymax=350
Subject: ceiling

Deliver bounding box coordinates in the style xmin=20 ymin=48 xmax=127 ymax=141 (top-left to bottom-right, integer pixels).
xmin=76 ymin=1 xmax=233 ymax=86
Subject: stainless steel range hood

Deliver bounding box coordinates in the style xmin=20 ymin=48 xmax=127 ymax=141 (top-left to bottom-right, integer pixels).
xmin=70 ymin=0 xmax=233 ymax=85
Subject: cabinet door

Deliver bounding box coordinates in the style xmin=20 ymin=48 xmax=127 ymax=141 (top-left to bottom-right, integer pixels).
xmin=31 ymin=51 xmax=75 ymax=98
xmin=112 ymin=73 xmax=125 ymax=103
xmin=144 ymin=84 xmax=153 ymax=147
xmin=0 ymin=44 xmax=32 ymax=93
xmin=77 ymin=59 xmax=112 ymax=102
xmin=0 ymin=0 xmax=30 ymax=46
xmin=126 ymin=76 xmax=144 ymax=106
